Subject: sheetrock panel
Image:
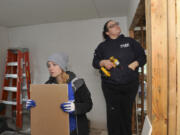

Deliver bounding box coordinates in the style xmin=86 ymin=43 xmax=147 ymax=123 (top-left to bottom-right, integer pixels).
xmin=30 ymin=84 xmax=69 ymax=135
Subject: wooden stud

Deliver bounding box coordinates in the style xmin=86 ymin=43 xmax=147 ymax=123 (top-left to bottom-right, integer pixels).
xmin=129 ymin=30 xmax=137 ymax=134
xmin=140 ymin=27 xmax=145 ymax=129
xmin=167 ymin=0 xmax=177 ymax=134
xmin=145 ymin=0 xmax=152 ymax=123
xmin=146 ymin=0 xmax=168 ymax=134
xmin=176 ymin=0 xmax=180 ymax=134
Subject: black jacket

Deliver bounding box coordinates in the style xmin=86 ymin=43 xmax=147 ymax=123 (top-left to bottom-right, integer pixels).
xmin=92 ymin=34 xmax=146 ymax=85
xmin=45 ymin=71 xmax=93 ymax=135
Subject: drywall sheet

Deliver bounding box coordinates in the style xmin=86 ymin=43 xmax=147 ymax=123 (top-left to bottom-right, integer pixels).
xmin=30 ymin=84 xmax=69 ymax=135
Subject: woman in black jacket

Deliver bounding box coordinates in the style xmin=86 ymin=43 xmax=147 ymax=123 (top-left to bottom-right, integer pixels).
xmin=92 ymin=20 xmax=146 ymax=135
xmin=26 ymin=53 xmax=93 ymax=135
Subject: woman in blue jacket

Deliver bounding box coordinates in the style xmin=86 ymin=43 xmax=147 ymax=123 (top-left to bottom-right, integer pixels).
xmin=27 ymin=53 xmax=93 ymax=135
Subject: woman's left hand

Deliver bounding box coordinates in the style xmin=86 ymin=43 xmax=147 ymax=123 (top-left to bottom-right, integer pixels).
xmin=128 ymin=61 xmax=139 ymax=71
xmin=60 ymin=101 xmax=75 ymax=113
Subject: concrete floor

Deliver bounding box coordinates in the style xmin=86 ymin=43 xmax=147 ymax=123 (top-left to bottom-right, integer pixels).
xmin=90 ymin=129 xmax=108 ymax=135
xmin=1 ymin=128 xmax=107 ymax=135
xmin=0 ymin=112 xmax=108 ymax=135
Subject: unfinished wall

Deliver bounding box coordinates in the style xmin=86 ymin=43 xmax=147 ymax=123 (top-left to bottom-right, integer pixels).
xmin=0 ymin=27 xmax=9 ymax=95
xmin=127 ymin=0 xmax=140 ymax=29
xmin=8 ymin=17 xmax=128 ymax=129
xmin=146 ymin=0 xmax=179 ymax=134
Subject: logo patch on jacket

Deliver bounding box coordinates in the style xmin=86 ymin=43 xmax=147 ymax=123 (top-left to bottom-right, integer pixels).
xmin=120 ymin=43 xmax=129 ymax=48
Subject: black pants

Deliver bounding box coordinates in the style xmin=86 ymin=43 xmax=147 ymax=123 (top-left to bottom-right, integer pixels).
xmin=102 ymin=81 xmax=139 ymax=135
xmin=71 ymin=130 xmax=77 ymax=135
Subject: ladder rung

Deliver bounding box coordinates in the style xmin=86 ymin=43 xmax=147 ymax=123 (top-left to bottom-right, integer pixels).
xmin=22 ymin=73 xmax=26 ymax=77
xmin=2 ymin=101 xmax=17 ymax=105
xmin=5 ymin=74 xmax=17 ymax=78
xmin=7 ymin=62 xmax=18 ymax=66
xmin=22 ymin=86 xmax=27 ymax=90
xmin=4 ymin=87 xmax=17 ymax=92
xmin=5 ymin=73 xmax=26 ymax=78
xmin=22 ymin=98 xmax=28 ymax=102
xmin=9 ymin=48 xmax=29 ymax=53
xmin=7 ymin=62 xmax=25 ymax=66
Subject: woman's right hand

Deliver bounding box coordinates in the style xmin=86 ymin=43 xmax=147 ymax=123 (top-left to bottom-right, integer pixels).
xmin=26 ymin=99 xmax=36 ymax=110
xmin=99 ymin=60 xmax=115 ymax=70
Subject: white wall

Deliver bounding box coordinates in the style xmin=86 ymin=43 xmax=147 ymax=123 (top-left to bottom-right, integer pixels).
xmin=127 ymin=0 xmax=140 ymax=29
xmin=0 ymin=27 xmax=9 ymax=94
xmin=8 ymin=17 xmax=128 ymax=129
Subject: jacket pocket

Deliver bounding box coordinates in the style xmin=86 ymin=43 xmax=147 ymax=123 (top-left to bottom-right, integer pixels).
xmin=124 ymin=66 xmax=138 ymax=82
xmin=109 ymin=67 xmax=126 ymax=83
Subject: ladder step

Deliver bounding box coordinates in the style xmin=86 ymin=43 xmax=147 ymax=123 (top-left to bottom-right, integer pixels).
xmin=5 ymin=74 xmax=17 ymax=78
xmin=2 ymin=101 xmax=17 ymax=106
xmin=7 ymin=62 xmax=25 ymax=66
xmin=22 ymin=86 xmax=27 ymax=90
xmin=9 ymin=48 xmax=29 ymax=53
xmin=4 ymin=86 xmax=27 ymax=91
xmin=22 ymin=97 xmax=28 ymax=102
xmin=5 ymin=73 xmax=26 ymax=78
xmin=7 ymin=62 xmax=18 ymax=66
xmin=4 ymin=87 xmax=17 ymax=92
xmin=22 ymin=73 xmax=26 ymax=77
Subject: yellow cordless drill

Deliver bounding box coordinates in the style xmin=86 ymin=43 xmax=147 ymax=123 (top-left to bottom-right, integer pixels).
xmin=101 ymin=56 xmax=120 ymax=77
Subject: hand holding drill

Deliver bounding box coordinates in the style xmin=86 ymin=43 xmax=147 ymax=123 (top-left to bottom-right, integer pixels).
xmin=100 ymin=56 xmax=120 ymax=77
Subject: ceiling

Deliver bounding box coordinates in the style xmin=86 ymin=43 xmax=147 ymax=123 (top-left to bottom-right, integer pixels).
xmin=0 ymin=0 xmax=130 ymax=27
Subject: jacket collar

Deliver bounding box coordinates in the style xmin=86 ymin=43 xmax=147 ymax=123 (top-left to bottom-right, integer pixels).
xmin=48 ymin=71 xmax=76 ymax=84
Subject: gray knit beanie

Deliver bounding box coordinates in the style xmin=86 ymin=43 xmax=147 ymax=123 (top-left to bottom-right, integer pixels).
xmin=47 ymin=53 xmax=69 ymax=71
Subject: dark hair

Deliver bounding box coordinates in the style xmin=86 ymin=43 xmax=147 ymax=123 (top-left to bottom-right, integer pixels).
xmin=103 ymin=20 xmax=112 ymax=40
